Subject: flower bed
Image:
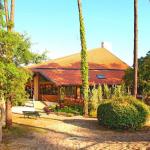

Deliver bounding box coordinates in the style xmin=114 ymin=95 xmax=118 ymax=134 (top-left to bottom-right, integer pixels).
xmin=43 ymin=104 xmax=83 ymax=117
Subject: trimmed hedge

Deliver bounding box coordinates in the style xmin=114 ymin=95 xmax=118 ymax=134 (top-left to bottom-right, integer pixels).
xmin=97 ymin=96 xmax=150 ymax=130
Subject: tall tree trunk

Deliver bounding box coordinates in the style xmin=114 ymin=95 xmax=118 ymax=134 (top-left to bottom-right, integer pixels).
xmin=0 ymin=0 xmax=3 ymax=29
xmin=5 ymin=97 xmax=12 ymax=128
xmin=4 ymin=0 xmax=15 ymax=128
xmin=133 ymin=0 xmax=138 ymax=97
xmin=4 ymin=0 xmax=15 ymax=31
xmin=10 ymin=0 xmax=15 ymax=22
xmin=0 ymin=103 xmax=5 ymax=142
xmin=10 ymin=0 xmax=15 ymax=31
xmin=4 ymin=0 xmax=9 ymax=31
xmin=77 ymin=0 xmax=89 ymax=117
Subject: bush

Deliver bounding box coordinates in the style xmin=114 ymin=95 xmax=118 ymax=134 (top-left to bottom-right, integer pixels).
xmin=97 ymin=96 xmax=150 ymax=130
xmin=55 ymin=105 xmax=83 ymax=116
xmin=89 ymin=86 xmax=99 ymax=117
xmin=103 ymin=84 xmax=111 ymax=99
xmin=43 ymin=107 xmax=52 ymax=115
xmin=97 ymin=84 xmax=103 ymax=102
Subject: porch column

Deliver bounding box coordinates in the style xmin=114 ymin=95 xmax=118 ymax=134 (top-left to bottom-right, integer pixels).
xmin=34 ymin=74 xmax=39 ymax=100
xmin=76 ymin=86 xmax=80 ymax=99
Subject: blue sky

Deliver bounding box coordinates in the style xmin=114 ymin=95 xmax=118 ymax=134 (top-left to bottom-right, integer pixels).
xmin=15 ymin=0 xmax=150 ymax=66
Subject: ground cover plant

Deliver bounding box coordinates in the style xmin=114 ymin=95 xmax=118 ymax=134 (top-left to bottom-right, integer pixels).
xmin=43 ymin=104 xmax=83 ymax=117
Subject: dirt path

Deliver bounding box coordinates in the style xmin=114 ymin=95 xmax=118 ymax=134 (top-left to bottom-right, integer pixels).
xmin=0 ymin=113 xmax=150 ymax=150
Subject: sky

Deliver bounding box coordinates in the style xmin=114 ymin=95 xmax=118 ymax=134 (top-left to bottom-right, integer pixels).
xmin=14 ymin=0 xmax=150 ymax=66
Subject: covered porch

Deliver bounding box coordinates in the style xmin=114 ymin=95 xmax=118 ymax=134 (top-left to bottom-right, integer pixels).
xmin=26 ymin=73 xmax=83 ymax=106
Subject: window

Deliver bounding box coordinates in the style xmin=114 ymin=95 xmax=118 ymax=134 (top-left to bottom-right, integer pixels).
xmin=40 ymin=85 xmax=58 ymax=95
xmin=65 ymin=86 xmax=76 ymax=97
xmin=96 ymin=74 xmax=106 ymax=79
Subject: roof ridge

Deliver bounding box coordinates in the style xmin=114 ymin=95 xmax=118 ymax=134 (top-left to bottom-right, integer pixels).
xmin=34 ymin=67 xmax=125 ymax=71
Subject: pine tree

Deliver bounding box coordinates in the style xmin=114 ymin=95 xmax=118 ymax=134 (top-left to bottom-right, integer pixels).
xmin=133 ymin=0 xmax=138 ymax=97
xmin=4 ymin=0 xmax=15 ymax=31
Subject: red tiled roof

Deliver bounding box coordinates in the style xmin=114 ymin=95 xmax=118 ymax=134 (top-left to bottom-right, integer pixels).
xmin=29 ymin=48 xmax=129 ymax=85
xmin=33 ymin=69 xmax=125 ymax=86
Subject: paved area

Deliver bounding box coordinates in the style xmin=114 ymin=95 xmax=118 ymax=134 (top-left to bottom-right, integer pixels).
xmin=12 ymin=100 xmax=46 ymax=114
xmin=0 ymin=113 xmax=150 ymax=150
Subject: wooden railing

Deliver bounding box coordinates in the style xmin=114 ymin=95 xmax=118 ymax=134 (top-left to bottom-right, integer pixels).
xmin=38 ymin=95 xmax=83 ymax=106
xmin=39 ymin=95 xmax=59 ymax=102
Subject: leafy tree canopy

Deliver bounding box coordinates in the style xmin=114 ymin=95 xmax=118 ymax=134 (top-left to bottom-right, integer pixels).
xmin=0 ymin=30 xmax=47 ymax=105
xmin=124 ymin=51 xmax=150 ymax=96
xmin=0 ymin=30 xmax=48 ymax=66
xmin=0 ymin=0 xmax=5 ymax=28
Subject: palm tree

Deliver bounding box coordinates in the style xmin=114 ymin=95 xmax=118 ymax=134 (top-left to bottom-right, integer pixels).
xmin=133 ymin=0 xmax=138 ymax=97
xmin=77 ymin=0 xmax=89 ymax=116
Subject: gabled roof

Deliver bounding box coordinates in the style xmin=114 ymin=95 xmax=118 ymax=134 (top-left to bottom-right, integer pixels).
xmin=30 ymin=48 xmax=129 ymax=86
xmin=29 ymin=48 xmax=129 ymax=70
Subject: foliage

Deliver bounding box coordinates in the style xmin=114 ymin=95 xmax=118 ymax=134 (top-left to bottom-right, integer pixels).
xmin=43 ymin=106 xmax=52 ymax=115
xmin=0 ymin=1 xmax=5 ymax=28
xmin=77 ymin=0 xmax=89 ymax=116
xmin=97 ymin=84 xmax=103 ymax=102
xmin=97 ymin=96 xmax=150 ymax=130
xmin=59 ymin=87 xmax=65 ymax=101
xmin=55 ymin=105 xmax=82 ymax=116
xmin=103 ymin=84 xmax=111 ymax=99
xmin=0 ymin=63 xmax=31 ymax=106
xmin=124 ymin=68 xmax=134 ymax=92
xmin=0 ymin=30 xmax=47 ymax=65
xmin=31 ymin=50 xmax=48 ymax=64
xmin=112 ymin=84 xmax=127 ymax=98
xmin=124 ymin=51 xmax=150 ymax=97
xmin=0 ymin=30 xmax=32 ymax=105
xmin=89 ymin=85 xmax=99 ymax=117
xmin=0 ymin=30 xmax=49 ymax=105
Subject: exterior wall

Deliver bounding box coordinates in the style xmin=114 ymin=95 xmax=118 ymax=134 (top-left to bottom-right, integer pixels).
xmin=39 ymin=94 xmax=59 ymax=102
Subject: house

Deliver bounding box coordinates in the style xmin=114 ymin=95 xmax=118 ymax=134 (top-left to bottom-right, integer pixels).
xmin=27 ymin=45 xmax=129 ymax=105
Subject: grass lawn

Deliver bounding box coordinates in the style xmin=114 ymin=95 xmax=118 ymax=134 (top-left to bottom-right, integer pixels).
xmin=0 ymin=113 xmax=150 ymax=150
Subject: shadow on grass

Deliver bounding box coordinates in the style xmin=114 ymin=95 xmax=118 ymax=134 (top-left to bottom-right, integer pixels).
xmin=12 ymin=119 xmax=150 ymax=143
xmin=8 ymin=114 xmax=150 ymax=150
xmin=2 ymin=123 xmax=87 ymax=150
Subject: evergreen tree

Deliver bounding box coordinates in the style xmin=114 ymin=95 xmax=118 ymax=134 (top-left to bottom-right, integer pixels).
xmin=89 ymin=85 xmax=98 ymax=117
xmin=103 ymin=84 xmax=111 ymax=99
xmin=97 ymin=84 xmax=103 ymax=103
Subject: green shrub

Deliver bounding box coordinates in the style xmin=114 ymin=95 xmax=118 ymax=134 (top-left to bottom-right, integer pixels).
xmin=97 ymin=84 xmax=103 ymax=102
xmin=89 ymin=86 xmax=99 ymax=117
xmin=103 ymin=84 xmax=111 ymax=99
xmin=55 ymin=105 xmax=82 ymax=116
xmin=112 ymin=84 xmax=128 ymax=98
xmin=97 ymin=96 xmax=150 ymax=130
